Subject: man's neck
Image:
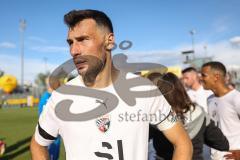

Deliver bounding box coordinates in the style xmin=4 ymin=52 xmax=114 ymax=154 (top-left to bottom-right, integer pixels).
xmin=212 ymin=83 xmax=232 ymax=97
xmin=84 ymin=54 xmax=119 ymax=89
xmin=93 ymin=64 xmax=119 ymax=88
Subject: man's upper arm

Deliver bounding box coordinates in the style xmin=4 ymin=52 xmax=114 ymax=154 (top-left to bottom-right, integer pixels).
xmin=34 ymin=96 xmax=60 ymax=146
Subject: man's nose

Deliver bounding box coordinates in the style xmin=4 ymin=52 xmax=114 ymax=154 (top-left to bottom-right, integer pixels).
xmin=70 ymin=43 xmax=81 ymax=57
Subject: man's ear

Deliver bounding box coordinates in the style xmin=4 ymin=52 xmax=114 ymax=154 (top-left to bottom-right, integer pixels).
xmin=214 ymin=71 xmax=223 ymax=82
xmin=105 ymin=33 xmax=115 ymax=51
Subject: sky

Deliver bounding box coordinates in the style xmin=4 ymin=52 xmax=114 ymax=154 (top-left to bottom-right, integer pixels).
xmin=0 ymin=0 xmax=240 ymax=84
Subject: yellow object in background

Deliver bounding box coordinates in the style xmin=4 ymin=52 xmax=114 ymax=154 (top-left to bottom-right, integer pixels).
xmin=140 ymin=66 xmax=182 ymax=78
xmin=6 ymin=97 xmax=39 ymax=106
xmin=0 ymin=75 xmax=18 ymax=94
xmin=167 ymin=66 xmax=182 ymax=77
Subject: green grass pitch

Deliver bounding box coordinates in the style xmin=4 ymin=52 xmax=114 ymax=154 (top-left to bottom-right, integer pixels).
xmin=0 ymin=107 xmax=65 ymax=160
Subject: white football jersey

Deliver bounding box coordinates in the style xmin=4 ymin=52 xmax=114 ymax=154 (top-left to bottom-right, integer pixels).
xmin=35 ymin=73 xmax=174 ymax=160
xmin=208 ymin=89 xmax=240 ymax=160
xmin=187 ymin=85 xmax=212 ymax=113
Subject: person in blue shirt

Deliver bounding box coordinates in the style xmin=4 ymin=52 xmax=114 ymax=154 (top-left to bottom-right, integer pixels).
xmin=38 ymin=77 xmax=61 ymax=160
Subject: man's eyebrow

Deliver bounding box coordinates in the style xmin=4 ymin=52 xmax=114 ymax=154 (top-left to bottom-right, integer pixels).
xmin=75 ymin=35 xmax=89 ymax=41
xmin=68 ymin=35 xmax=89 ymax=41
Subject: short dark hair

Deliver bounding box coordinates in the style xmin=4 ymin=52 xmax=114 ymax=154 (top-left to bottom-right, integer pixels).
xmin=64 ymin=9 xmax=113 ymax=33
xmin=202 ymin=61 xmax=226 ymax=76
xmin=182 ymin=67 xmax=197 ymax=74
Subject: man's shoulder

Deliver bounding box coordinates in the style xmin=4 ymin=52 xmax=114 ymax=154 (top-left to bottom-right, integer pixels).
xmin=228 ymin=89 xmax=240 ymax=105
xmin=232 ymin=89 xmax=240 ymax=96
xmin=207 ymin=94 xmax=216 ymax=101
xmin=218 ymin=89 xmax=240 ymax=102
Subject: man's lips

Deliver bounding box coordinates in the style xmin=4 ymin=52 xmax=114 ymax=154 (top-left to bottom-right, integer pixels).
xmin=74 ymin=58 xmax=88 ymax=70
xmin=76 ymin=62 xmax=87 ymax=69
xmin=74 ymin=58 xmax=87 ymax=64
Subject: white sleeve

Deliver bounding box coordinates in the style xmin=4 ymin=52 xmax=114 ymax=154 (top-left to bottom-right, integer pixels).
xmin=156 ymin=110 xmax=178 ymax=131
xmin=34 ymin=96 xmax=60 ymax=146
xmin=149 ymin=88 xmax=173 ymax=126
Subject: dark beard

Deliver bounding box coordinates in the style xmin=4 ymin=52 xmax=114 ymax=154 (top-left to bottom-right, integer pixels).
xmin=75 ymin=55 xmax=105 ymax=86
xmin=83 ymin=63 xmax=102 ymax=86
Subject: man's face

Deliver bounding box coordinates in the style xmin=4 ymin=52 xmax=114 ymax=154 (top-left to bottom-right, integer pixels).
xmin=182 ymin=72 xmax=195 ymax=88
xmin=200 ymin=66 xmax=215 ymax=90
xmin=67 ymin=19 xmax=108 ymax=80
